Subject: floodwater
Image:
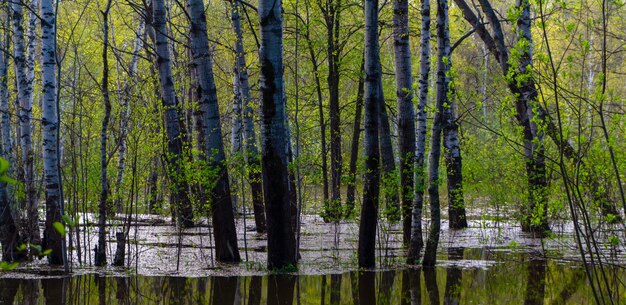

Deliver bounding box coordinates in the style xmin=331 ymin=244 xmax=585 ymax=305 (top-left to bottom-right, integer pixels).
xmin=0 ymin=213 xmax=624 ymax=304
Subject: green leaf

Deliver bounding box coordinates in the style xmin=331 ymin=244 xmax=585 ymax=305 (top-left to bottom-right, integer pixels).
xmin=16 ymin=244 xmax=26 ymax=252
xmin=42 ymin=249 xmax=53 ymax=256
xmin=53 ymin=222 xmax=66 ymax=237
xmin=0 ymin=261 xmax=19 ymax=271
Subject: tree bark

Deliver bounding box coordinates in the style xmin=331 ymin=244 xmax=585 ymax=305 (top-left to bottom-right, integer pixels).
xmin=230 ymin=0 xmax=266 ymax=233
xmin=454 ymin=0 xmax=550 ymax=233
xmin=12 ymin=0 xmax=39 ymax=246
xmin=0 ymin=32 xmax=23 ymax=263
xmin=113 ymin=22 xmax=144 ymax=214
xmin=422 ymin=0 xmax=448 ymax=268
xmin=152 ymin=0 xmax=194 ymax=227
xmin=258 ymin=0 xmax=297 ymax=269
xmin=358 ymin=0 xmax=382 ymax=268
xmin=326 ymin=0 xmax=342 ymax=221
xmin=187 ymin=0 xmax=241 ymax=262
xmin=95 ymin=0 xmax=113 ymax=267
xmin=302 ymin=18 xmax=329 ymax=219
xmin=406 ymin=0 xmax=429 ymax=264
xmin=41 ymin=0 xmax=64 ymax=265
xmin=345 ymin=58 xmax=365 ymax=218
xmin=392 ymin=0 xmax=416 ymax=243
xmin=378 ymin=80 xmax=399 ymax=222
xmin=441 ymin=1 xmax=467 ymax=230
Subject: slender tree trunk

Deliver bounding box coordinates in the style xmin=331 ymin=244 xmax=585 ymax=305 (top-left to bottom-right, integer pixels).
xmin=441 ymin=3 xmax=467 ymax=230
xmin=187 ymin=0 xmax=240 ymax=262
xmin=455 ymin=0 xmax=549 ymax=234
xmin=378 ymin=81 xmax=398 ymax=218
xmin=0 ymin=34 xmax=23 ymax=263
xmin=406 ymin=0 xmax=429 ymax=264
xmin=95 ymin=0 xmax=113 ymax=267
xmin=41 ymin=0 xmax=64 ymax=265
xmin=231 ymin=0 xmax=266 ymax=233
xmin=392 ymin=0 xmax=416 ymax=243
xmin=345 ymin=58 xmax=365 ymax=218
xmin=12 ymin=0 xmax=39 ymax=246
xmin=422 ymin=0 xmax=448 ymax=267
xmin=113 ymin=22 xmax=144 ymax=213
xmin=515 ymin=0 xmax=549 ymax=234
xmin=258 ymin=0 xmax=297 ymax=269
xmin=358 ymin=0 xmax=382 ymax=268
xmin=152 ymin=0 xmax=194 ymax=227
xmin=327 ymin=0 xmax=342 ymax=220
xmin=303 ymin=19 xmax=329 ymax=218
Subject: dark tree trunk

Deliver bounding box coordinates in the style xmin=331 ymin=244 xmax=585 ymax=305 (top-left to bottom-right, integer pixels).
xmin=443 ymin=247 xmax=463 ymax=305
xmin=358 ymin=0 xmax=382 ymax=269
xmin=187 ymin=0 xmax=240 ymax=262
xmin=258 ymin=0 xmax=297 ymax=269
xmin=152 ymin=0 xmax=194 ymax=227
xmin=95 ymin=0 xmax=113 ymax=267
xmin=392 ymin=0 xmax=416 ymax=243
xmin=326 ymin=0 xmax=342 ymax=221
xmin=378 ymin=82 xmax=399 ymax=222
xmin=267 ymin=275 xmax=296 ymax=305
xmin=345 ymin=58 xmax=365 ymax=218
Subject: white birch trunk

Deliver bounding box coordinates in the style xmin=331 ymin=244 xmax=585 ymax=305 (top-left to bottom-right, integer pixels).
xmin=407 ymin=0 xmax=429 ymax=264
xmin=113 ymin=22 xmax=144 ymax=213
xmin=41 ymin=0 xmax=64 ymax=265
xmin=12 ymin=0 xmax=39 ymax=245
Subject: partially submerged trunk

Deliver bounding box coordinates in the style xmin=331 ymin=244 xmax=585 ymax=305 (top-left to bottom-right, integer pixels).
xmin=345 ymin=58 xmax=365 ymax=218
xmin=12 ymin=0 xmax=39 ymax=246
xmin=378 ymin=82 xmax=399 ymax=222
xmin=406 ymin=0 xmax=430 ymax=264
xmin=187 ymin=0 xmax=240 ymax=262
xmin=0 ymin=34 xmax=23 ymax=263
xmin=258 ymin=0 xmax=297 ymax=269
xmin=441 ymin=3 xmax=467 ymax=230
xmin=455 ymin=0 xmax=549 ymax=234
xmin=358 ymin=0 xmax=382 ymax=269
xmin=231 ymin=0 xmax=266 ymax=233
xmin=95 ymin=0 xmax=113 ymax=267
xmin=41 ymin=0 xmax=65 ymax=265
xmin=392 ymin=0 xmax=416 ymax=243
xmin=113 ymin=22 xmax=144 ymax=214
xmin=152 ymin=0 xmax=194 ymax=227
xmin=423 ymin=0 xmax=448 ymax=267
xmin=326 ymin=0 xmax=342 ymax=221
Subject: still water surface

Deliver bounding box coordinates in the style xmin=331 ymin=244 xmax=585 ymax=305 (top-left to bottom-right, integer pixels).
xmin=0 ymin=247 xmax=619 ymax=304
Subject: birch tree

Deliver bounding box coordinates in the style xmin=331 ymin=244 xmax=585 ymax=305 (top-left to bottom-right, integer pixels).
xmin=0 ymin=37 xmax=23 ymax=262
xmin=113 ymin=22 xmax=144 ymax=214
xmin=41 ymin=0 xmax=65 ymax=265
xmin=422 ymin=0 xmax=449 ymax=267
xmin=258 ymin=0 xmax=297 ymax=269
xmin=187 ymin=0 xmax=240 ymax=262
xmin=95 ymin=0 xmax=113 ymax=267
xmin=454 ymin=0 xmax=550 ymax=233
xmin=231 ymin=0 xmax=266 ymax=233
xmin=407 ymin=0 xmax=429 ymax=264
xmin=152 ymin=0 xmax=194 ymax=227
xmin=358 ymin=0 xmax=382 ymax=268
xmin=12 ymin=0 xmax=39 ymax=246
xmin=392 ymin=0 xmax=416 ymax=243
